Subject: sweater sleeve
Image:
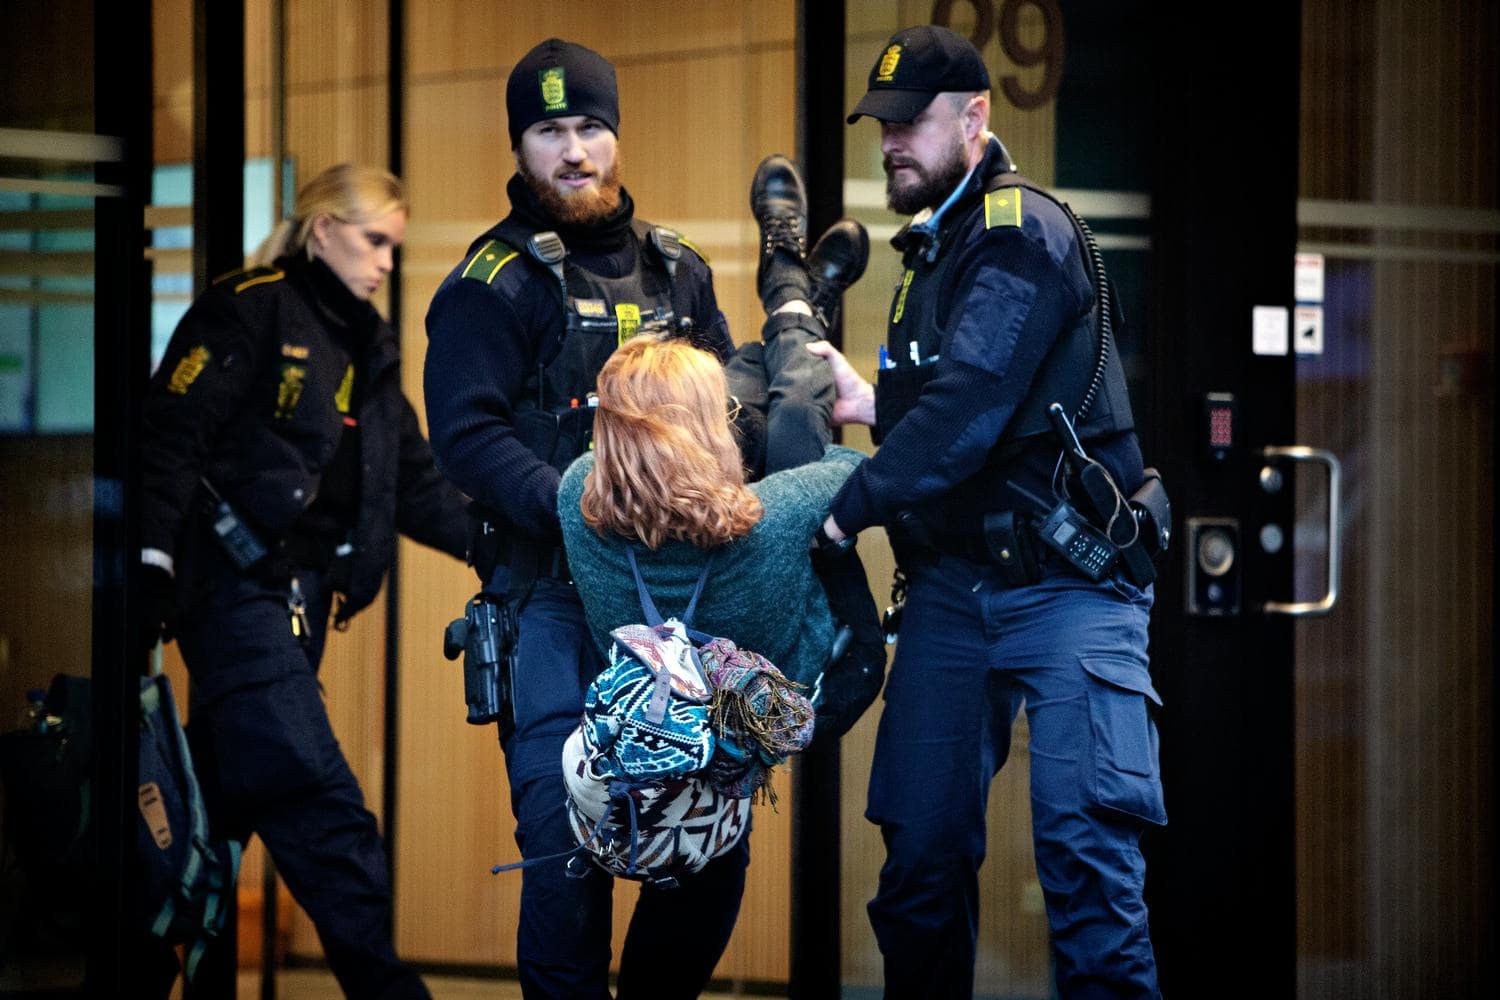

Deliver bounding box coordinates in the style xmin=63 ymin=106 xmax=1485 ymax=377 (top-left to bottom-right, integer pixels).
xmin=423 ymin=276 xmax=565 ymax=538
xmin=756 ymin=445 xmax=865 ymax=535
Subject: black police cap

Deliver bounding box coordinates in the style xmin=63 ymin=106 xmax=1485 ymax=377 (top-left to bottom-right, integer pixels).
xmin=506 ymin=38 xmax=620 ymax=148
xmin=847 ymin=25 xmax=991 ymax=125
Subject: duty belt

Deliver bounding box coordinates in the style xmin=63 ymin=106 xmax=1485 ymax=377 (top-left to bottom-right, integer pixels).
xmin=468 ymin=512 xmax=571 ymax=588
xmin=896 ymin=510 xmax=1120 ymax=589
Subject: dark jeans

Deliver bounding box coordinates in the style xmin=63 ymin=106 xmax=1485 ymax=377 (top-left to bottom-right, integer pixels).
xmin=725 ymin=310 xmax=834 ymax=475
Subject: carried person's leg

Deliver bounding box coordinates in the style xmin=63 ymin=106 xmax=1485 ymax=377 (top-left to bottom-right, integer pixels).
xmin=616 ymin=831 xmax=750 ymax=1000
xmin=746 ymin=154 xmax=870 ymax=473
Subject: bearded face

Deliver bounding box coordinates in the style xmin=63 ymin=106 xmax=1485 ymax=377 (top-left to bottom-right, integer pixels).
xmin=884 ymin=123 xmax=969 ymax=215
xmin=516 ymin=116 xmax=623 ymax=226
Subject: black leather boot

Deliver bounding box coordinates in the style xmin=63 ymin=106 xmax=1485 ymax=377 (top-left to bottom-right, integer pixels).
xmin=750 ymin=153 xmax=811 ymax=311
xmin=807 ymin=218 xmax=870 ymax=327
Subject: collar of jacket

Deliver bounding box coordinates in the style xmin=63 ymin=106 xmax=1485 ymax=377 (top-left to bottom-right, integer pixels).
xmin=281 ymin=255 xmax=399 ymax=383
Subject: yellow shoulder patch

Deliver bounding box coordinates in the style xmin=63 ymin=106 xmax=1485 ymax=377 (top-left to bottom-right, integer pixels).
xmin=461 ymin=239 xmax=519 ymax=284
xmin=166 ymin=345 xmax=212 ymax=395
xmin=677 ymin=235 xmax=711 ymax=267
xmin=210 ymin=265 xmax=284 ymax=294
xmin=984 ymin=187 xmax=1023 ymax=230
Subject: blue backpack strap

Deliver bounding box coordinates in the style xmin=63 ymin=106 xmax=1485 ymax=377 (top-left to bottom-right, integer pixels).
xmin=625 ymin=545 xmax=716 ymax=628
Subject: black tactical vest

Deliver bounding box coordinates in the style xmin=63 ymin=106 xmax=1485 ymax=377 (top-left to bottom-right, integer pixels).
xmin=876 ymin=173 xmax=1134 ymax=454
xmin=487 ymin=218 xmax=685 ymax=471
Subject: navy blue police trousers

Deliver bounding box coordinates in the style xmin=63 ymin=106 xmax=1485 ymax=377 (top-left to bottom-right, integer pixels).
xmin=868 ymin=555 xmax=1166 ymax=1000
xmin=177 ymin=554 xmax=429 ymax=999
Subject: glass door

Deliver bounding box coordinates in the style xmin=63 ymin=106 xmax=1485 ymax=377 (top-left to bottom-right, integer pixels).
xmin=1292 ymin=2 xmax=1495 ymax=995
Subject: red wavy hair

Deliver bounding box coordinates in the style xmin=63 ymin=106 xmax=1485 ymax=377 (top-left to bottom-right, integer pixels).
xmin=580 ymin=336 xmax=763 ymax=549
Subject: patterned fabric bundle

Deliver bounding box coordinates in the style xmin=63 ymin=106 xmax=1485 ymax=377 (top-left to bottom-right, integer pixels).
xmin=562 ymin=728 xmax=750 ymax=884
xmin=702 ymin=638 xmax=815 ymax=804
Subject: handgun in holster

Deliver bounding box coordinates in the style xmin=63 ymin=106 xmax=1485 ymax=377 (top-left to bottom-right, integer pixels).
xmin=443 ymin=593 xmax=517 ymax=743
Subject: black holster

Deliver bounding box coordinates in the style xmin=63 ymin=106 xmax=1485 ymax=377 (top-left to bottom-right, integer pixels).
xmin=982 ymin=510 xmax=1041 ymax=586
xmin=442 ymin=593 xmax=517 ymax=742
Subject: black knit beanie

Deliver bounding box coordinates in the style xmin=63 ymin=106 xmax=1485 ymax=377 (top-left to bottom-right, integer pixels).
xmin=506 ymin=38 xmax=620 ymax=148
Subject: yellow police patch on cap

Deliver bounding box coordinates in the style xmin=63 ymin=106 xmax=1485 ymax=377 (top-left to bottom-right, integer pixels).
xmin=540 ymin=66 xmax=567 ymax=112
xmin=984 ymin=188 xmax=1023 ymax=229
xmin=166 ymin=345 xmax=211 ymax=395
xmin=281 ymin=343 xmax=309 ymax=360
xmin=877 ymin=44 xmax=902 ymax=82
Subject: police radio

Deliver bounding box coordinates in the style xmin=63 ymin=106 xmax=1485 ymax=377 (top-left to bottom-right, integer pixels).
xmin=200 ymin=478 xmax=268 ymax=570
xmin=1035 ymin=505 xmax=1119 ymax=580
xmin=1007 ymin=478 xmax=1121 ymax=582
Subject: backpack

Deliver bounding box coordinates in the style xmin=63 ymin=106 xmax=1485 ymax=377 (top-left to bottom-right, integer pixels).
xmin=0 ymin=674 xmax=94 ymax=955
xmin=137 ymin=671 xmax=242 ymax=981
xmin=520 ymin=546 xmax=814 ymax=887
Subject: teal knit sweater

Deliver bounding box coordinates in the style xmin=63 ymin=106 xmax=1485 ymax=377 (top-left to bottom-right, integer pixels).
xmin=558 ymin=445 xmax=865 ymax=687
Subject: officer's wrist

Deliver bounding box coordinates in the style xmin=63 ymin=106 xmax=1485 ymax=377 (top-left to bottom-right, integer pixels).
xmin=815 ymin=518 xmax=854 ymax=555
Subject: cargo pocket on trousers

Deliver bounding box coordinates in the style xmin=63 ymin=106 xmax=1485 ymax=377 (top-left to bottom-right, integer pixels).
xmin=1081 ymin=656 xmax=1168 ymax=826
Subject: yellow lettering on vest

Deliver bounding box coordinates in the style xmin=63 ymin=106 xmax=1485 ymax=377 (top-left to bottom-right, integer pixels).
xmin=892 ymin=270 xmax=915 ymax=324
xmin=275 ymin=364 xmax=306 ymax=419
xmin=334 ymin=363 xmax=354 ymax=414
xmin=615 ymin=303 xmax=642 ymax=345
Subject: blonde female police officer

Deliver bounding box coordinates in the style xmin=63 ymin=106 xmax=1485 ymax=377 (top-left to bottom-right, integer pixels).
xmin=141 ymin=163 xmax=468 ymax=997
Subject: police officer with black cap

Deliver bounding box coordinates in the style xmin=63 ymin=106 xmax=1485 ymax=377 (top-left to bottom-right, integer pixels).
xmin=806 ymin=24 xmax=1168 ymax=1000
xmin=423 ymin=38 xmax=751 ymax=999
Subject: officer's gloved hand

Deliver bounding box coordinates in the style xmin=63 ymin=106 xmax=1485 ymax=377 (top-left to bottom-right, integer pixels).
xmin=140 ymin=563 xmax=178 ymax=652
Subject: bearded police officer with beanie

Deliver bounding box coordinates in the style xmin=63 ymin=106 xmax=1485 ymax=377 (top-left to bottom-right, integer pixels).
xmin=423 ymin=39 xmax=749 ymax=999
xmin=806 ymin=25 xmax=1168 ymax=999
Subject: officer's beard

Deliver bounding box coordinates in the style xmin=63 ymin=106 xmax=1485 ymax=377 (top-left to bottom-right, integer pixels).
xmin=884 ymin=133 xmax=969 ymax=216
xmin=521 ymin=154 xmax=625 ymax=227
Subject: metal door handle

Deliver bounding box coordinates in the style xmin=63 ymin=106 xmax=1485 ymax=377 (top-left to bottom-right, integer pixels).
xmin=1260 ymin=445 xmax=1341 ymax=616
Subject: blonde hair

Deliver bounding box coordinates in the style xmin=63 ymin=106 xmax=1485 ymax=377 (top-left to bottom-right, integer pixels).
xmin=251 ymin=163 xmax=407 ymax=266
xmin=581 ymin=336 xmax=763 ymax=549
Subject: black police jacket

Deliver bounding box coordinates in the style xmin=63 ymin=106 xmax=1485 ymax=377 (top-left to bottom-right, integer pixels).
xmin=828 ymin=137 xmax=1146 ymax=538
xmin=143 ymin=255 xmax=468 ymax=622
xmin=423 ymin=176 xmax=730 ymax=541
